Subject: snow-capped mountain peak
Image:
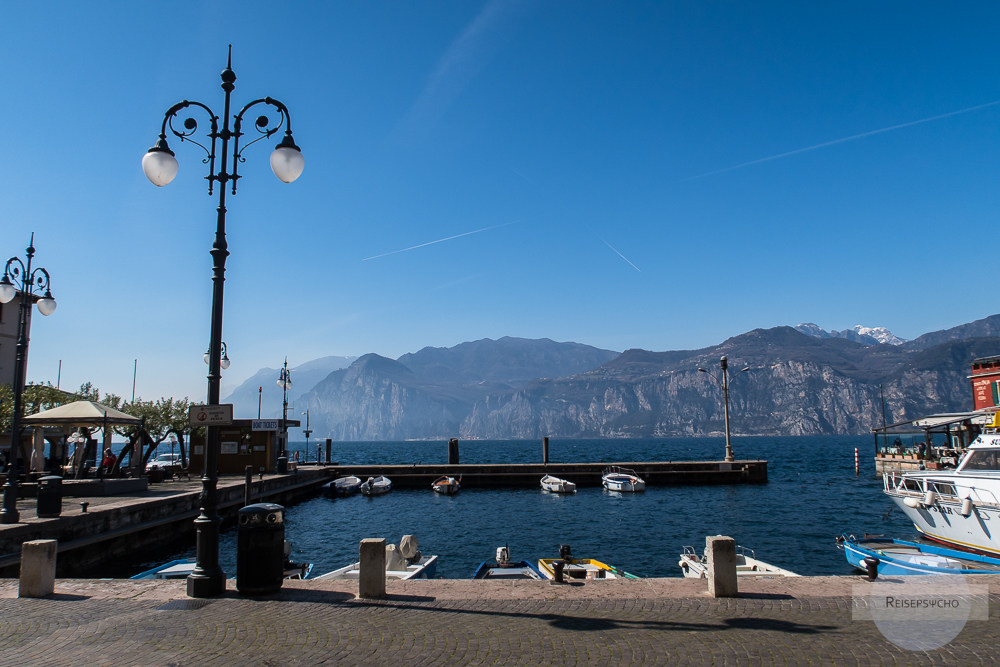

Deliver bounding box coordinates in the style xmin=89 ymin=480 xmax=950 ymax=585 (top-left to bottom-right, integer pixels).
xmin=795 ymin=323 xmax=906 ymax=346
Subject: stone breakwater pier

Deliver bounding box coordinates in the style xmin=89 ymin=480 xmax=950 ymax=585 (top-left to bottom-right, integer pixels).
xmin=1 ymin=575 xmax=998 ymax=664
xmin=0 ymin=459 xmax=764 ymax=577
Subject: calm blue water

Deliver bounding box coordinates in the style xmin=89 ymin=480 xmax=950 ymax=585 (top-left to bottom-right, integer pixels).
xmin=159 ymin=436 xmax=918 ymax=579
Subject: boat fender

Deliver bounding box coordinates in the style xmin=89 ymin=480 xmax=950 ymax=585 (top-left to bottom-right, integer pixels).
xmin=960 ymin=498 xmax=975 ymax=517
xmin=923 ymin=490 xmax=936 ymax=507
xmin=903 ymin=497 xmax=922 ymax=509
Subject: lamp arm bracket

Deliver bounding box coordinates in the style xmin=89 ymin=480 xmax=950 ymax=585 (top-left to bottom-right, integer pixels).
xmin=160 ymin=100 xmax=220 ymax=175
xmin=230 ymin=97 xmax=292 ymax=176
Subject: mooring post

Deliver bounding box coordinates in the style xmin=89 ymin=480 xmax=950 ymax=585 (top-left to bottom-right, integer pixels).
xmin=358 ymin=538 xmax=386 ymax=599
xmin=19 ymin=539 xmax=57 ymax=598
xmin=543 ymin=436 xmax=549 ymax=464
xmin=706 ymin=535 xmax=738 ymax=598
xmin=448 ymin=438 xmax=459 ymax=465
xmin=325 ymin=438 xmax=332 ymax=465
xmin=244 ymin=466 xmax=252 ymax=506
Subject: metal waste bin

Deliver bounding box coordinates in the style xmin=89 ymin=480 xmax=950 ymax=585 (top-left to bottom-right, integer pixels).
xmin=36 ymin=475 xmax=62 ymax=518
xmin=237 ymin=503 xmax=285 ymax=595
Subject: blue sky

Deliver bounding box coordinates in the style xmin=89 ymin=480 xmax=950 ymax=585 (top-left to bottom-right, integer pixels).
xmin=3 ymin=2 xmax=999 ymax=406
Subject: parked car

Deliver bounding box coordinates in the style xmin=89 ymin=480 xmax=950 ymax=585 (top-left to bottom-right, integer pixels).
xmin=146 ymin=453 xmax=182 ymax=472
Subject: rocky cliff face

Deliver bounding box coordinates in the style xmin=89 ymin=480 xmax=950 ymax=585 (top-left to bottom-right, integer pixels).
xmin=297 ymin=321 xmax=1000 ymax=440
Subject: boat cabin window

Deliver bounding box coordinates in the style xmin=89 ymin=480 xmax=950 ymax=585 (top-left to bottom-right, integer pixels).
xmin=929 ymin=481 xmax=957 ymax=496
xmin=959 ymin=450 xmax=1000 ymax=472
xmin=902 ymin=478 xmax=922 ymax=492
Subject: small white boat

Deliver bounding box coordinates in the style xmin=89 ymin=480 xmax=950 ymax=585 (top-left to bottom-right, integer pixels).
xmin=601 ymin=466 xmax=645 ymax=492
xmin=359 ymin=475 xmax=392 ymax=496
xmin=322 ymin=475 xmax=362 ymax=498
xmin=540 ymin=474 xmax=576 ymax=493
xmin=678 ymin=545 xmax=800 ymax=578
xmin=432 ymin=475 xmax=460 ymax=494
xmin=314 ymin=535 xmax=437 ymax=580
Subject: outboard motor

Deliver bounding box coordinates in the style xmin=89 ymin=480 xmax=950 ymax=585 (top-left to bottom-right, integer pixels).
xmin=559 ymin=544 xmax=573 ymax=562
xmin=496 ymin=545 xmax=511 ymax=567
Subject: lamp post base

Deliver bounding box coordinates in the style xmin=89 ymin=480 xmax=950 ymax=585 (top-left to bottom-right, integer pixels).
xmin=0 ymin=483 xmax=20 ymax=524
xmin=186 ymin=569 xmax=226 ymax=598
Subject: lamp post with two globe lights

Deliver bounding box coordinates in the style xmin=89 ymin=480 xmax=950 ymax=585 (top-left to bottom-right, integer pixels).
xmin=276 ymin=359 xmax=291 ymax=473
xmin=141 ymin=48 xmax=304 ymax=598
xmin=0 ymin=236 xmax=57 ymax=524
xmin=698 ymin=356 xmax=750 ymax=463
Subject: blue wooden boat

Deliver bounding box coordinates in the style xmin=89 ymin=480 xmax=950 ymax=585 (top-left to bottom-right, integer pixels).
xmin=472 ymin=546 xmax=544 ymax=580
xmin=837 ymin=534 xmax=1000 ymax=575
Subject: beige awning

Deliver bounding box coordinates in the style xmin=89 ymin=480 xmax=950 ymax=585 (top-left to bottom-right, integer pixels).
xmin=22 ymin=400 xmax=141 ymax=426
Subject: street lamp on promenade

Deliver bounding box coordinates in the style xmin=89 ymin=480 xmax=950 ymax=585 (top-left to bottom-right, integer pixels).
xmin=142 ymin=48 xmax=304 ymax=598
xmin=0 ymin=235 xmax=57 ymax=524
xmin=301 ymin=409 xmax=311 ymax=461
xmin=698 ymin=356 xmax=750 ymax=463
xmin=276 ymin=359 xmax=291 ymax=472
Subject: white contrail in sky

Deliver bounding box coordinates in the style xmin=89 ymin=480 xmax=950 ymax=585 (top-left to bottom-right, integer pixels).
xmin=679 ymin=99 xmax=1000 ymax=182
xmin=362 ymin=223 xmax=513 ymax=261
xmin=603 ymin=239 xmax=641 ymax=272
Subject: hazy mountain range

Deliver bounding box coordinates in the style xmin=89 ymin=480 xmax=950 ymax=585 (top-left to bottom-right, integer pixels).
xmin=224 ymin=315 xmax=1000 ymax=440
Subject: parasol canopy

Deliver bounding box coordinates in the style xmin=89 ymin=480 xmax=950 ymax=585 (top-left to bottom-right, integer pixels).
xmin=22 ymin=400 xmax=141 ymax=426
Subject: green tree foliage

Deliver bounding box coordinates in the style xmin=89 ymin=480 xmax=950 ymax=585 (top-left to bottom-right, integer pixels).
xmin=1 ymin=382 xmax=193 ymax=449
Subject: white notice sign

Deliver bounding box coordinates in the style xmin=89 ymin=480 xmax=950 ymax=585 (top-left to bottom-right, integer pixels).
xmin=188 ymin=404 xmax=234 ymax=426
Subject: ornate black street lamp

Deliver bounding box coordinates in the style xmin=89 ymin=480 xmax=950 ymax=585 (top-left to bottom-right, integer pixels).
xmin=142 ymin=47 xmax=304 ymax=598
xmin=698 ymin=356 xmax=750 ymax=463
xmin=276 ymin=358 xmax=291 ymax=473
xmin=0 ymin=235 xmax=57 ymax=524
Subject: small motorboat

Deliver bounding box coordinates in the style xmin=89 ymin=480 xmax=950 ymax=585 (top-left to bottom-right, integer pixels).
xmin=314 ymin=535 xmax=437 ymax=580
xmin=678 ymin=545 xmax=799 ymax=578
xmin=132 ymin=542 xmax=313 ymax=580
xmin=472 ymin=546 xmax=544 ymax=580
xmin=359 ymin=475 xmax=392 ymax=496
xmin=432 ymin=475 xmax=460 ymax=494
xmin=601 ymin=466 xmax=645 ymax=492
xmin=322 ymin=475 xmax=362 ymax=498
xmin=540 ymin=474 xmax=576 ymax=493
xmin=837 ymin=534 xmax=1000 ymax=576
xmin=537 ymin=544 xmax=639 ymax=580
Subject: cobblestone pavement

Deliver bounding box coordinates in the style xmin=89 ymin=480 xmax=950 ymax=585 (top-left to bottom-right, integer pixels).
xmin=1 ymin=576 xmax=998 ymax=665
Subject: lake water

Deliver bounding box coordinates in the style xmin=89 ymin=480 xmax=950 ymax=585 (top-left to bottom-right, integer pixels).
xmin=145 ymin=435 xmax=914 ymax=580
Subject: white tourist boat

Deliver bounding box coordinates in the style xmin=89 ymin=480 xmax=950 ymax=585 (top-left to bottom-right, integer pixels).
xmin=678 ymin=545 xmax=800 ymax=578
xmin=540 ymin=474 xmax=576 ymax=493
xmin=314 ymin=535 xmax=437 ymax=580
xmin=601 ymin=466 xmax=645 ymax=492
xmin=359 ymin=475 xmax=392 ymax=496
xmin=884 ymin=428 xmax=1000 ymax=555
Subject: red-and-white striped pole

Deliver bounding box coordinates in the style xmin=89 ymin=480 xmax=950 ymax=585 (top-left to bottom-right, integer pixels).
xmin=855 ymin=447 xmax=859 ymax=475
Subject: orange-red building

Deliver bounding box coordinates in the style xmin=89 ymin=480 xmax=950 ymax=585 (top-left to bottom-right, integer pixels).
xmin=970 ymin=356 xmax=1000 ymax=410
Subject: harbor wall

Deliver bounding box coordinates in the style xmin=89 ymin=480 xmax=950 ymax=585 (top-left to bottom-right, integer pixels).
xmin=329 ymin=460 xmax=767 ymax=488
xmin=0 ymin=469 xmax=330 ymax=578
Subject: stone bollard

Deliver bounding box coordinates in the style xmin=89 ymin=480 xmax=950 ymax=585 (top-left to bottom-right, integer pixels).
xmin=358 ymin=538 xmax=386 ymax=599
xmin=19 ymin=539 xmax=57 ymax=598
xmin=706 ymin=535 xmax=738 ymax=598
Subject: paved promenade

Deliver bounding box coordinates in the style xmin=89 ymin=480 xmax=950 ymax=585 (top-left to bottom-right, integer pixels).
xmin=1 ymin=575 xmax=998 ymax=665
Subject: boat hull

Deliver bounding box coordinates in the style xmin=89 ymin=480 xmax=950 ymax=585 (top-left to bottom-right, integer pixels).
xmin=315 ymin=555 xmax=438 ymax=581
xmin=540 ymin=475 xmax=576 ymax=493
xmin=886 ymin=491 xmax=1000 ymax=556
xmin=537 ymin=558 xmax=638 ymax=580
xmin=472 ymin=560 xmax=544 ymax=580
xmin=839 ymin=535 xmax=1000 ymax=575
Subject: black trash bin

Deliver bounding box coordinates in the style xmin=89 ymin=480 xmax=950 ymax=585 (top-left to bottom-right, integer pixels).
xmin=237 ymin=503 xmax=285 ymax=595
xmin=36 ymin=475 xmax=62 ymax=518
